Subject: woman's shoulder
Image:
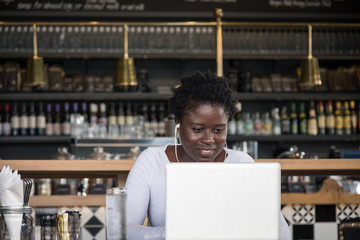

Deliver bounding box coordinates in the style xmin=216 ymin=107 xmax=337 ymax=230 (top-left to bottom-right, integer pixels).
xmin=134 ymin=146 xmax=168 ymax=167
xmin=225 ymin=148 xmax=255 ymax=163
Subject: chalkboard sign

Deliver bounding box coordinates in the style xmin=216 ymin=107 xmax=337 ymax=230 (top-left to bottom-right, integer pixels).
xmin=0 ymin=0 xmax=359 ymax=21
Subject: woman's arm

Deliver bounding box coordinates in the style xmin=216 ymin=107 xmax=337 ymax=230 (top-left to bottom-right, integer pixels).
xmin=125 ymin=149 xmax=166 ymax=240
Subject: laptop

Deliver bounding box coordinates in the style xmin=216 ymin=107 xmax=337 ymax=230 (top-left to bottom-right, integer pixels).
xmin=166 ymin=162 xmax=281 ymax=240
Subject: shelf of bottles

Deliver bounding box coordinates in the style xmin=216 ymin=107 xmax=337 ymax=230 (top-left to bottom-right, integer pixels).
xmin=0 ymin=99 xmax=359 ymax=143
xmin=0 ymin=22 xmax=360 ymax=59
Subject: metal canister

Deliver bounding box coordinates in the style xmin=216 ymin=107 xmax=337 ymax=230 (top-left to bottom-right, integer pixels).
xmin=106 ymin=187 xmax=127 ymax=240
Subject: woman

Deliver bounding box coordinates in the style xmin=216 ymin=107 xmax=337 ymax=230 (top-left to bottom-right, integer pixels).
xmin=125 ymin=71 xmax=292 ymax=240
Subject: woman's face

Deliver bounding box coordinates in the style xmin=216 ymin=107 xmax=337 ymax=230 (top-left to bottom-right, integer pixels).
xmin=178 ymin=103 xmax=228 ymax=162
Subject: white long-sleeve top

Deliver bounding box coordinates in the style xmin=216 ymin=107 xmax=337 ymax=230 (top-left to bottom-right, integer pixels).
xmin=125 ymin=145 xmax=292 ymax=240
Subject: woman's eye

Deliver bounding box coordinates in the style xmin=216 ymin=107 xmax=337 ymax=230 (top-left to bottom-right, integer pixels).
xmin=215 ymin=128 xmax=225 ymax=133
xmin=192 ymin=128 xmax=203 ymax=133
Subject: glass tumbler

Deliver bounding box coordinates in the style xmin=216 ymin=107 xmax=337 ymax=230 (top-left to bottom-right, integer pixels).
xmin=0 ymin=206 xmax=34 ymax=240
xmin=106 ymin=187 xmax=127 ymax=240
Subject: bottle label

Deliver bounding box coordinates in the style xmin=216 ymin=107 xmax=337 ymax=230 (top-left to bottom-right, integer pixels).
xmin=20 ymin=116 xmax=29 ymax=128
xmin=108 ymin=116 xmax=117 ymax=125
xmin=117 ymin=116 xmax=125 ymax=125
xmin=11 ymin=116 xmax=19 ymax=129
xmin=326 ymin=115 xmax=335 ymax=128
xmin=28 ymin=116 xmax=36 ymax=128
xmin=335 ymin=116 xmax=343 ymax=129
xmin=344 ymin=116 xmax=351 ymax=129
xmin=317 ymin=115 xmax=325 ymax=129
xmin=3 ymin=122 xmax=11 ymax=136
xmin=307 ymin=119 xmax=318 ymax=135
xmin=157 ymin=122 xmax=166 ymax=135
xmin=62 ymin=123 xmax=71 ymax=135
xmin=228 ymin=120 xmax=236 ymax=135
xmin=37 ymin=116 xmax=46 ymax=128
xmin=53 ymin=123 xmax=61 ymax=136
xmin=46 ymin=123 xmax=54 ymax=136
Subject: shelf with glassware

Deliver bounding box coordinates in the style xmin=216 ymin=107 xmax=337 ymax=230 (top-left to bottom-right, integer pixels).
xmin=1 ymin=158 xmax=360 ymax=207
xmin=0 ymin=22 xmax=359 ymax=60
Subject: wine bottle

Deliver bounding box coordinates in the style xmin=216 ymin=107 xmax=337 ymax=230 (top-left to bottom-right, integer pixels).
xmin=349 ymin=100 xmax=358 ymax=134
xmin=117 ymin=102 xmax=125 ymax=137
xmin=298 ymin=102 xmax=307 ymax=135
xmin=280 ymin=106 xmax=290 ymax=135
xmin=157 ymin=103 xmax=166 ymax=137
xmin=343 ymin=101 xmax=351 ymax=135
xmin=62 ymin=102 xmax=71 ymax=136
xmin=334 ymin=101 xmax=343 ymax=135
xmin=37 ymin=102 xmax=46 ymax=136
xmin=46 ymin=103 xmax=54 ymax=136
xmin=20 ymin=102 xmax=28 ymax=136
xmin=290 ymin=102 xmax=298 ymax=135
xmin=0 ymin=104 xmax=2 ymax=136
xmin=316 ymin=101 xmax=326 ymax=135
xmin=2 ymin=103 xmax=11 ymax=136
xmin=307 ymin=101 xmax=318 ymax=136
xmin=53 ymin=103 xmax=62 ymax=136
xmin=28 ymin=102 xmax=37 ymax=136
xmin=11 ymin=102 xmax=19 ymax=136
xmin=325 ymin=100 xmax=335 ymax=135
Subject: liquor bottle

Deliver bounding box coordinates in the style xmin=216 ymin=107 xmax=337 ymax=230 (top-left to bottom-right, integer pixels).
xmin=234 ymin=102 xmax=244 ymax=135
xmin=290 ymin=102 xmax=298 ymax=135
xmin=37 ymin=102 xmax=46 ymax=136
xmin=108 ymin=102 xmax=119 ymax=137
xmin=142 ymin=103 xmax=151 ymax=137
xmin=11 ymin=102 xmax=19 ymax=136
xmin=325 ymin=100 xmax=335 ymax=135
xmin=253 ymin=112 xmax=262 ymax=135
xmin=334 ymin=101 xmax=343 ymax=135
xmin=98 ymin=103 xmax=108 ymax=138
xmin=358 ymin=102 xmax=360 ymax=133
xmin=243 ymin=112 xmax=254 ymax=135
xmin=228 ymin=115 xmax=236 ymax=135
xmin=20 ymin=102 xmax=28 ymax=136
xmin=53 ymin=103 xmax=62 ymax=136
xmin=316 ymin=101 xmax=326 ymax=135
xmin=298 ymin=102 xmax=307 ymax=135
xmin=70 ymin=102 xmax=83 ymax=138
xmin=349 ymin=100 xmax=358 ymax=134
xmin=28 ymin=102 xmax=37 ymax=136
xmin=81 ymin=102 xmax=89 ymax=138
xmin=271 ymin=108 xmax=281 ymax=135
xmin=45 ymin=103 xmax=54 ymax=136
xmin=157 ymin=103 xmax=166 ymax=137
xmin=280 ymin=106 xmax=290 ymax=135
xmin=343 ymin=101 xmax=351 ymax=135
xmin=117 ymin=102 xmax=125 ymax=137
xmin=307 ymin=101 xmax=318 ymax=136
xmin=150 ymin=103 xmax=158 ymax=137
xmin=89 ymin=103 xmax=99 ymax=138
xmin=126 ymin=102 xmax=135 ymax=127
xmin=262 ymin=112 xmax=272 ymax=136
xmin=3 ymin=103 xmax=11 ymax=136
xmin=62 ymin=102 xmax=71 ymax=136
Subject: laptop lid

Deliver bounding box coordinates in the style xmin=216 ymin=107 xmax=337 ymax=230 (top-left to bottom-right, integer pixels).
xmin=166 ymin=162 xmax=281 ymax=240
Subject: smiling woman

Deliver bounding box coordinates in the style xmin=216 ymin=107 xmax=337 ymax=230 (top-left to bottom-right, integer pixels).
xmin=124 ymin=71 xmax=292 ymax=240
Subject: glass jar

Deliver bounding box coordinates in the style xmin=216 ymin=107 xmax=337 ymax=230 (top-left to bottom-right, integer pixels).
xmin=0 ymin=206 xmax=34 ymax=240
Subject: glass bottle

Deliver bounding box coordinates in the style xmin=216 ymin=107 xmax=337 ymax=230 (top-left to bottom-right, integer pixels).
xmin=343 ymin=101 xmax=351 ymax=135
xmin=117 ymin=102 xmax=125 ymax=137
xmin=316 ymin=101 xmax=326 ymax=135
xmin=150 ymin=103 xmax=158 ymax=137
xmin=253 ymin=112 xmax=262 ymax=135
xmin=272 ymin=108 xmax=281 ymax=135
xmin=228 ymin=115 xmax=236 ymax=135
xmin=298 ymin=102 xmax=307 ymax=135
xmin=334 ymin=101 xmax=343 ymax=135
xmin=62 ymin=102 xmax=71 ymax=136
xmin=2 ymin=103 xmax=11 ymax=136
xmin=53 ymin=103 xmax=62 ymax=136
xmin=349 ymin=100 xmax=358 ymax=134
xmin=11 ymin=102 xmax=19 ymax=136
xmin=81 ymin=102 xmax=89 ymax=138
xmin=280 ymin=106 xmax=290 ymax=135
xmin=70 ymin=102 xmax=83 ymax=138
xmin=20 ymin=102 xmax=28 ymax=136
xmin=46 ymin=103 xmax=54 ymax=136
xmin=307 ymin=101 xmax=318 ymax=136
xmin=37 ymin=102 xmax=46 ymax=136
xmin=234 ymin=102 xmax=244 ymax=135
xmin=108 ymin=102 xmax=119 ymax=137
xmin=290 ymin=102 xmax=298 ymax=135
xmin=243 ymin=112 xmax=254 ymax=135
xmin=89 ymin=103 xmax=99 ymax=138
xmin=28 ymin=102 xmax=36 ymax=136
xmin=98 ymin=103 xmax=108 ymax=138
xmin=157 ymin=103 xmax=166 ymax=137
xmin=325 ymin=100 xmax=335 ymax=135
xmin=262 ymin=112 xmax=272 ymax=136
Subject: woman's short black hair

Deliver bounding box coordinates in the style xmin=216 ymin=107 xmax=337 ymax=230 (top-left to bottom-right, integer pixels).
xmin=168 ymin=71 xmax=237 ymax=121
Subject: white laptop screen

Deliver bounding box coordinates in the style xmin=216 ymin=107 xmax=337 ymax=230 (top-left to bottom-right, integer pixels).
xmin=166 ymin=162 xmax=281 ymax=240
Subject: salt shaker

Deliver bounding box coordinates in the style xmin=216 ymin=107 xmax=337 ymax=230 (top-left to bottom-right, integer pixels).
xmin=40 ymin=215 xmax=57 ymax=240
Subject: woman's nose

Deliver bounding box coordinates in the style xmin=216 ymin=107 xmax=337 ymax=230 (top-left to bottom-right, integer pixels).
xmin=201 ymin=130 xmax=214 ymax=143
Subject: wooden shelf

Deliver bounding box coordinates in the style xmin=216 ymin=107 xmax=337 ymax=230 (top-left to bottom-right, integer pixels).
xmin=29 ymin=195 xmax=106 ymax=207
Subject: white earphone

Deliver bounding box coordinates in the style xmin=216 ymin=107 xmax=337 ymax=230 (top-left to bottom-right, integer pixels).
xmin=174 ymin=123 xmax=180 ymax=163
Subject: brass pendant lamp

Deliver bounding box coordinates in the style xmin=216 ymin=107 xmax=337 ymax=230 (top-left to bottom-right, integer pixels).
xmin=116 ymin=24 xmax=138 ymax=92
xmin=299 ymin=24 xmax=322 ymax=90
xmin=25 ymin=24 xmax=47 ymax=90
